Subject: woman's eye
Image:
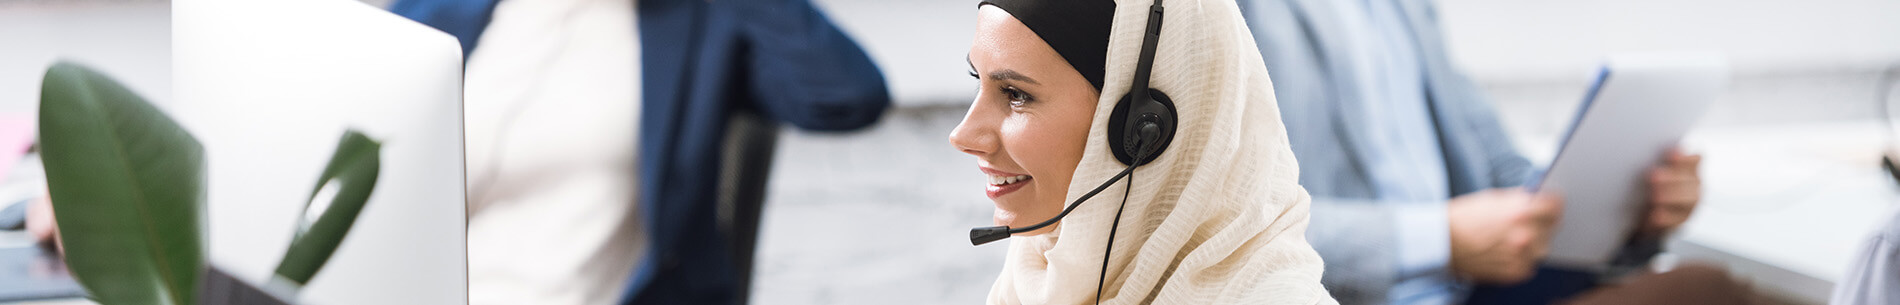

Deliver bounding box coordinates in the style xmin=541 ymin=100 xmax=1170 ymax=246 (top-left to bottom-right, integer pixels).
xmin=1000 ymin=87 xmax=1033 ymax=107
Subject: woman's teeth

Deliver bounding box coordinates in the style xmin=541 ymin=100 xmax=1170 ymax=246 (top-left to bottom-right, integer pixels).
xmin=989 ymin=174 xmax=1032 ymax=186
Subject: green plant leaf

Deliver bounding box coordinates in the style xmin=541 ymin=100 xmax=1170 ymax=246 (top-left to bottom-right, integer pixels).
xmin=273 ymin=130 xmax=379 ymax=285
xmin=39 ymin=61 xmax=205 ymax=305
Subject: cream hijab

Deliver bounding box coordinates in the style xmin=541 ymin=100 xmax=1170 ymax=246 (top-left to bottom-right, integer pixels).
xmin=985 ymin=0 xmax=1336 ymax=304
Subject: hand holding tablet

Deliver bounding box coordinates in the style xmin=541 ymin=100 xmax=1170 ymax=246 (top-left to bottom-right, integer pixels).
xmin=1535 ymin=53 xmax=1728 ymax=269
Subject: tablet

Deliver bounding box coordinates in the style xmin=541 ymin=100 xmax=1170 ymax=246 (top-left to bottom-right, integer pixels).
xmin=1535 ymin=53 xmax=1728 ymax=269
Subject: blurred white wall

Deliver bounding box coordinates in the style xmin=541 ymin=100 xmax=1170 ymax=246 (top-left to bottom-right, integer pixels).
xmin=1436 ymin=0 xmax=1900 ymax=155
xmin=813 ymin=0 xmax=1900 ymax=117
xmin=0 ymin=1 xmax=171 ymax=115
xmin=810 ymin=0 xmax=976 ymax=108
xmin=809 ymin=0 xmax=1900 ymax=160
xmin=1439 ymin=0 xmax=1900 ymax=80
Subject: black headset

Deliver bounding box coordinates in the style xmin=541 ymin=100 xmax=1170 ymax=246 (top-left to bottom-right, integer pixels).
xmin=967 ymin=0 xmax=1176 ymax=302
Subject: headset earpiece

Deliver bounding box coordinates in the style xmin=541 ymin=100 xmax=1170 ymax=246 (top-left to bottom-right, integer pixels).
xmin=1107 ymin=88 xmax=1177 ymax=166
xmin=1104 ymin=0 xmax=1176 ymax=167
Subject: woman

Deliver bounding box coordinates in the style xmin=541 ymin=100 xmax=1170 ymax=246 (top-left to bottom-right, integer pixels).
xmin=950 ymin=0 xmax=1336 ymax=304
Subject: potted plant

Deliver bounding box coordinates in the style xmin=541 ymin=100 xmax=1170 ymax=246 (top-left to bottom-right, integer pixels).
xmin=37 ymin=62 xmax=381 ymax=305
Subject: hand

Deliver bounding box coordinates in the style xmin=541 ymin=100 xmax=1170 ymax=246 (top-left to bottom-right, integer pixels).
xmin=1643 ymin=148 xmax=1701 ymax=237
xmin=25 ymin=193 xmax=58 ymax=250
xmin=1447 ymin=188 xmax=1563 ymax=284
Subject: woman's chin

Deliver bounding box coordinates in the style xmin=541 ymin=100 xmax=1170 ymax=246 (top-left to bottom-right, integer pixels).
xmin=992 ymin=208 xmax=1059 ymax=236
xmin=991 ymin=210 xmax=1037 ymax=230
xmin=990 ymin=196 xmax=1034 ymax=226
xmin=991 ymin=210 xmax=1017 ymax=228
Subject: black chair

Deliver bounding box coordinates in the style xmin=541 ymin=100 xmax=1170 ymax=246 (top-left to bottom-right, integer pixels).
xmin=714 ymin=108 xmax=780 ymax=305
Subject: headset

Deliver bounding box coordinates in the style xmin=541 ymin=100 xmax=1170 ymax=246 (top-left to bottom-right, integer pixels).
xmin=966 ymin=0 xmax=1177 ymax=303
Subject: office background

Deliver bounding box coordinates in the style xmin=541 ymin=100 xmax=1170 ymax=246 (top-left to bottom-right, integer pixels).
xmin=756 ymin=0 xmax=1900 ymax=304
xmin=2 ymin=0 xmax=1897 ymax=304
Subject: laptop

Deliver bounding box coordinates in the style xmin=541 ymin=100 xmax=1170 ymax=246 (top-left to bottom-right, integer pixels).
xmin=174 ymin=0 xmax=467 ymax=303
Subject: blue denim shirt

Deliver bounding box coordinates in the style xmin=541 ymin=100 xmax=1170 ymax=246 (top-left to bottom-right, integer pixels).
xmin=1326 ymin=0 xmax=1460 ymax=304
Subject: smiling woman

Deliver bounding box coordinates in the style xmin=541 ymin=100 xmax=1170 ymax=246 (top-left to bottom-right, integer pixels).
xmin=948 ymin=0 xmax=1337 ymax=304
xmin=953 ymin=5 xmax=1099 ymax=236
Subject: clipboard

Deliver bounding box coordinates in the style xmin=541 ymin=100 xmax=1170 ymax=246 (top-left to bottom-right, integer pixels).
xmin=1533 ymin=53 xmax=1728 ymax=269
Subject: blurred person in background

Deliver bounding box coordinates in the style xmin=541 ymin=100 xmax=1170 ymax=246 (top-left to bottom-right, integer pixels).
xmin=955 ymin=0 xmax=1334 ymax=303
xmin=1236 ymin=0 xmax=1742 ymax=304
xmin=1829 ymin=210 xmax=1900 ymax=305
xmin=385 ymin=0 xmax=889 ymax=304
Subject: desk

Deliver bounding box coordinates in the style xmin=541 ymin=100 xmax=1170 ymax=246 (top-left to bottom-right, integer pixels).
xmin=1668 ymin=121 xmax=1899 ymax=304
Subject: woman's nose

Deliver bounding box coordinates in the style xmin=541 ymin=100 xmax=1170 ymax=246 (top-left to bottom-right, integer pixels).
xmin=948 ymin=100 xmax=999 ymax=157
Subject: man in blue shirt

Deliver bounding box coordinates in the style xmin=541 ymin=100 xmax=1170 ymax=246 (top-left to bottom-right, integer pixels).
xmin=1237 ymin=0 xmax=1709 ymax=304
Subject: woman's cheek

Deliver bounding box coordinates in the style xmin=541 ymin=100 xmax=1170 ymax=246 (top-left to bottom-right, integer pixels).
xmin=1001 ymin=117 xmax=1046 ymax=172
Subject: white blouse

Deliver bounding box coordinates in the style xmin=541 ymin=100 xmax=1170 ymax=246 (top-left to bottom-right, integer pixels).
xmin=461 ymin=0 xmax=644 ymax=303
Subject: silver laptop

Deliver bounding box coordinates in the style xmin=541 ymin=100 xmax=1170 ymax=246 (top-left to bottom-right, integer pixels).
xmin=175 ymin=0 xmax=467 ymax=303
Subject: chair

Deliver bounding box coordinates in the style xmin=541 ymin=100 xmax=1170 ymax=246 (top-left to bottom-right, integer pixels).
xmin=714 ymin=108 xmax=781 ymax=305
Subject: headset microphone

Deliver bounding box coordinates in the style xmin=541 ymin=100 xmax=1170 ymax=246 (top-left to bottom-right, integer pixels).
xmin=967 ymin=124 xmax=1161 ymax=246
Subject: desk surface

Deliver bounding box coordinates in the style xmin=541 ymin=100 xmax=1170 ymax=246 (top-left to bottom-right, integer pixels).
xmin=1670 ymin=121 xmax=1899 ymax=304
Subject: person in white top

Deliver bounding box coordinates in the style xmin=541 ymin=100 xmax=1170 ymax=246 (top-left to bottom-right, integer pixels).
xmin=460 ymin=0 xmax=643 ymax=303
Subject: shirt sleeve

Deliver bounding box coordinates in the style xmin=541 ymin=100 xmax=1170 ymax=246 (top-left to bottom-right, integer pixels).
xmin=1307 ymin=197 xmax=1464 ymax=304
xmin=732 ymin=0 xmax=891 ymax=132
xmin=1386 ymin=201 xmax=1461 ymax=305
xmin=1830 ymin=212 xmax=1900 ymax=305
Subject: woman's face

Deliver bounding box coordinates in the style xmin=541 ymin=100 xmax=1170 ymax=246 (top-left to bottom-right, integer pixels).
xmin=950 ymin=6 xmax=1100 ymax=236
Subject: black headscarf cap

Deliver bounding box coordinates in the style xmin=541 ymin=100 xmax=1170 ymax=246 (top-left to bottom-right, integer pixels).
xmin=978 ymin=0 xmax=1116 ymax=91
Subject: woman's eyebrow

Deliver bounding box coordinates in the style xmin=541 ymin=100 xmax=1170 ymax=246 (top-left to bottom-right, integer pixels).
xmin=988 ymin=69 xmax=1040 ymax=85
xmin=963 ymin=55 xmax=1039 ymax=85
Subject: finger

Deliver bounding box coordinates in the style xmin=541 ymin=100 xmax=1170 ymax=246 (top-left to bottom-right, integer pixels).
xmin=1649 ymin=169 xmax=1701 ymax=202
xmin=1651 ymin=198 xmax=1696 ymax=228
xmin=1523 ymin=224 xmax=1553 ymax=260
xmin=1649 ymin=169 xmax=1701 ymax=205
xmin=1500 ymin=229 xmax=1544 ymax=281
xmin=1649 ymin=167 xmax=1692 ymax=186
xmin=1655 ymin=181 xmax=1696 ymax=210
xmin=1646 ymin=195 xmax=1697 ymax=232
xmin=1649 ymin=183 xmax=1698 ymax=207
xmin=1528 ymin=242 xmax=1550 ymax=262
xmin=1528 ymin=192 xmax=1565 ymax=227
xmin=1666 ymin=148 xmax=1703 ymax=173
xmin=1677 ymin=149 xmax=1701 ymax=167
xmin=26 ymin=196 xmax=54 ymax=243
xmin=1650 ymin=208 xmax=1692 ymax=232
xmin=1651 ymin=188 xmax=1699 ymax=210
xmin=1653 ymin=188 xmax=1700 ymax=210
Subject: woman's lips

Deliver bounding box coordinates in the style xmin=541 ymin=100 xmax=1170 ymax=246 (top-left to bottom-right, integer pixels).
xmin=987 ymin=176 xmax=1032 ymax=199
xmin=980 ymin=166 xmax=1033 ymax=199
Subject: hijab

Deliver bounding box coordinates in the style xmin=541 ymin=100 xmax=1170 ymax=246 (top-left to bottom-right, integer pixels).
xmin=979 ymin=0 xmax=1336 ymax=304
